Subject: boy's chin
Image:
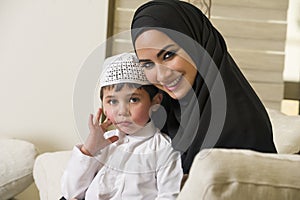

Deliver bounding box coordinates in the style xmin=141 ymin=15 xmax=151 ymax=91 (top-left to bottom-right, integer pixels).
xmin=119 ymin=126 xmax=143 ymax=135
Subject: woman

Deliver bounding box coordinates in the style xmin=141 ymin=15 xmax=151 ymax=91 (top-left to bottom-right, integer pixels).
xmin=131 ymin=0 xmax=277 ymax=174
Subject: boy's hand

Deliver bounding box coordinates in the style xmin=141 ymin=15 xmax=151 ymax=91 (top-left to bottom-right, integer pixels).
xmin=81 ymin=108 xmax=118 ymax=156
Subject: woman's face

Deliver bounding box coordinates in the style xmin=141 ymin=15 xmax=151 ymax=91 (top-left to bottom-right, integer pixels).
xmin=135 ymin=29 xmax=197 ymax=100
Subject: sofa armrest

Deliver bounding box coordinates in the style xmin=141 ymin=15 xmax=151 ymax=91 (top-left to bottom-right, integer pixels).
xmin=0 ymin=139 xmax=38 ymax=200
xmin=177 ymin=149 xmax=300 ymax=200
xmin=266 ymin=108 xmax=300 ymax=154
xmin=33 ymin=151 xmax=71 ymax=200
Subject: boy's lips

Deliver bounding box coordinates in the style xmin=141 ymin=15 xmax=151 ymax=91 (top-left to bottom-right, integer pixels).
xmin=116 ymin=121 xmax=132 ymax=126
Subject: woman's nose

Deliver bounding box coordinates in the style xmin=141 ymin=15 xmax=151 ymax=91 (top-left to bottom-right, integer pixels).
xmin=156 ymin=64 xmax=172 ymax=82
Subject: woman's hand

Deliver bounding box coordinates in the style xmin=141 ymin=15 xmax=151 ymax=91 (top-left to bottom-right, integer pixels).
xmin=81 ymin=108 xmax=118 ymax=156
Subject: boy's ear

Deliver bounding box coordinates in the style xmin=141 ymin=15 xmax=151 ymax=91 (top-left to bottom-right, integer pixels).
xmin=151 ymin=93 xmax=163 ymax=106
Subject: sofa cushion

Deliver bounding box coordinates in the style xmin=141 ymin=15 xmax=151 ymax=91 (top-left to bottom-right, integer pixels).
xmin=177 ymin=149 xmax=300 ymax=200
xmin=0 ymin=139 xmax=37 ymax=200
xmin=33 ymin=151 xmax=72 ymax=200
xmin=267 ymin=108 xmax=300 ymax=154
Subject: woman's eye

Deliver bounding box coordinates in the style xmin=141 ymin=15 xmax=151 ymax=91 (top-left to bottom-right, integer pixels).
xmin=163 ymin=49 xmax=178 ymax=60
xmin=140 ymin=62 xmax=155 ymax=69
xmin=130 ymin=97 xmax=140 ymax=103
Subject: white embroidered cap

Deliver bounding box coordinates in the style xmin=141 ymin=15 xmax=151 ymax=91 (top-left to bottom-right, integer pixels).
xmin=100 ymin=53 xmax=150 ymax=89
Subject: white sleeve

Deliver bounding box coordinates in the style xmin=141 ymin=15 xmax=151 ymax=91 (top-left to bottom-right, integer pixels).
xmin=155 ymin=150 xmax=183 ymax=200
xmin=61 ymin=145 xmax=103 ymax=199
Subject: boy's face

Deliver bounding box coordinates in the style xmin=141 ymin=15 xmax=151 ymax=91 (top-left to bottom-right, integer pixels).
xmin=102 ymin=85 xmax=154 ymax=135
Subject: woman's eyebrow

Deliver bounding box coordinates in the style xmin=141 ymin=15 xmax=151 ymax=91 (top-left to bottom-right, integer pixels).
xmin=157 ymin=44 xmax=174 ymax=58
xmin=138 ymin=44 xmax=175 ymax=63
xmin=138 ymin=59 xmax=151 ymax=63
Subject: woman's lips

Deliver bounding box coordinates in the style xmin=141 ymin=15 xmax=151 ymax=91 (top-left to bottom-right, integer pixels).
xmin=164 ymin=75 xmax=182 ymax=91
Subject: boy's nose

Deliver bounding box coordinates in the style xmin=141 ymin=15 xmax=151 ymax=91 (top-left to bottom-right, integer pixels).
xmin=117 ymin=103 xmax=130 ymax=116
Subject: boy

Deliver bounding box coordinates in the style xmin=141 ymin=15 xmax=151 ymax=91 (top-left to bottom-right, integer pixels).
xmin=61 ymin=53 xmax=183 ymax=200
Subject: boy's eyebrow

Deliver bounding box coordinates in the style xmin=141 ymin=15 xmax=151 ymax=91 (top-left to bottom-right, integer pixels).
xmin=104 ymin=95 xmax=115 ymax=99
xmin=104 ymin=92 xmax=142 ymax=99
xmin=128 ymin=92 xmax=142 ymax=97
xmin=138 ymin=44 xmax=175 ymax=62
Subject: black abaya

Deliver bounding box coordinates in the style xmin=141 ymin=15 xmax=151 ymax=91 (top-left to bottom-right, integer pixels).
xmin=131 ymin=0 xmax=277 ymax=173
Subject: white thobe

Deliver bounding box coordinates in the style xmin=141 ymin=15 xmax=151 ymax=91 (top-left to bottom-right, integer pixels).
xmin=61 ymin=121 xmax=183 ymax=200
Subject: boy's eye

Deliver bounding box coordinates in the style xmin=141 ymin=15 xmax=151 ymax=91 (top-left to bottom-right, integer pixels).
xmin=140 ymin=62 xmax=155 ymax=69
xmin=130 ymin=97 xmax=140 ymax=103
xmin=108 ymin=99 xmax=118 ymax=105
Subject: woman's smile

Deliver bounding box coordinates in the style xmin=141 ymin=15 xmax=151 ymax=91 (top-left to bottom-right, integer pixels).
xmin=164 ymin=74 xmax=183 ymax=91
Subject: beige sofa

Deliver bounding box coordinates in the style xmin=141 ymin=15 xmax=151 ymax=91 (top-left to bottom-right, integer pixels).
xmin=33 ymin=109 xmax=300 ymax=199
xmin=0 ymin=139 xmax=38 ymax=200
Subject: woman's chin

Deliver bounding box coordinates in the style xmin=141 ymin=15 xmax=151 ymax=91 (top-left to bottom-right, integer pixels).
xmin=158 ymin=79 xmax=192 ymax=100
xmin=164 ymin=85 xmax=192 ymax=100
xmin=165 ymin=89 xmax=185 ymax=100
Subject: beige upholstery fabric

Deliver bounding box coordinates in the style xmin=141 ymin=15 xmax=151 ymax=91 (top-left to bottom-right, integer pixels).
xmin=0 ymin=139 xmax=37 ymax=200
xmin=267 ymin=108 xmax=300 ymax=154
xmin=177 ymin=149 xmax=300 ymax=200
xmin=33 ymin=151 xmax=71 ymax=200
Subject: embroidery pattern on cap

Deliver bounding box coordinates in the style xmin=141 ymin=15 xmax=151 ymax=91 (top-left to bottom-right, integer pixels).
xmin=100 ymin=53 xmax=150 ymax=88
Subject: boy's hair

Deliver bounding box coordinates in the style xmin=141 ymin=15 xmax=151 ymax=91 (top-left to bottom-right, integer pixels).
xmin=100 ymin=83 xmax=159 ymax=101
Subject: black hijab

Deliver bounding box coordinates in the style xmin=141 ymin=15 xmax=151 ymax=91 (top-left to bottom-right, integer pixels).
xmin=131 ymin=0 xmax=277 ymax=173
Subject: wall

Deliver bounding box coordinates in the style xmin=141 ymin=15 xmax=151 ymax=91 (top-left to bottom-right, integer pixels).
xmin=284 ymin=0 xmax=300 ymax=82
xmin=0 ymin=0 xmax=109 ymax=198
xmin=282 ymin=0 xmax=300 ymax=116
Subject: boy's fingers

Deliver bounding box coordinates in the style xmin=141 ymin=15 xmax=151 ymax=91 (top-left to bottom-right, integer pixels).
xmin=94 ymin=109 xmax=101 ymax=124
xmin=108 ymin=136 xmax=119 ymax=143
xmin=101 ymin=119 xmax=113 ymax=130
xmin=88 ymin=114 xmax=93 ymax=127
